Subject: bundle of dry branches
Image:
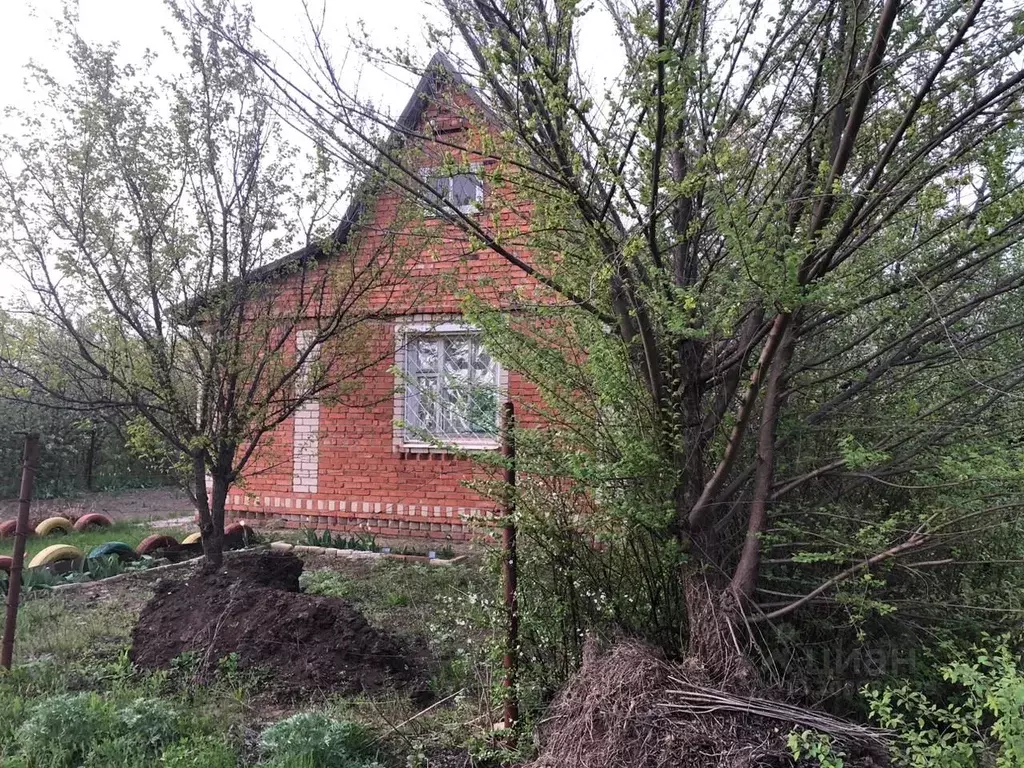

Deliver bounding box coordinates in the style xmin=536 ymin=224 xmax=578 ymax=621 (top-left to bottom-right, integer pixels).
xmin=525 ymin=641 xmax=889 ymax=768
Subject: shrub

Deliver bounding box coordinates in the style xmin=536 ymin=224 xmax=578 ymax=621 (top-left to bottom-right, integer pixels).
xmin=865 ymin=637 xmax=1024 ymax=767
xmin=114 ymin=697 xmax=180 ymax=753
xmin=259 ymin=712 xmax=380 ymax=767
xmin=15 ymin=692 xmax=114 ymax=767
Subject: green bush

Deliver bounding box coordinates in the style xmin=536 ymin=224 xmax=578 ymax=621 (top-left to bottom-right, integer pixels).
xmin=259 ymin=712 xmax=381 ymax=767
xmin=865 ymin=637 xmax=1024 ymax=767
xmin=160 ymin=735 xmax=238 ymax=768
xmin=10 ymin=691 xmax=187 ymax=767
xmin=15 ymin=692 xmax=115 ymax=767
xmin=114 ymin=697 xmax=180 ymax=752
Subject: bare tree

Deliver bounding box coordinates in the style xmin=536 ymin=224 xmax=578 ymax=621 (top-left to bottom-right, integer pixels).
xmin=0 ymin=1 xmax=419 ymax=566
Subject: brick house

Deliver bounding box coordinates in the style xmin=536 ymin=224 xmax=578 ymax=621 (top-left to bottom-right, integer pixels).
xmin=224 ymin=54 xmax=543 ymax=541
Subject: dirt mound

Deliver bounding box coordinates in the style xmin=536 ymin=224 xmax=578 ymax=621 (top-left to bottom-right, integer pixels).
xmin=220 ymin=549 xmax=303 ymax=590
xmin=129 ymin=551 xmax=418 ymax=698
xmin=526 ymin=641 xmax=889 ymax=768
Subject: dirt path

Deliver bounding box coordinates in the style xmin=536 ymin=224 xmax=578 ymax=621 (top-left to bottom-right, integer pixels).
xmin=0 ymin=486 xmax=194 ymax=522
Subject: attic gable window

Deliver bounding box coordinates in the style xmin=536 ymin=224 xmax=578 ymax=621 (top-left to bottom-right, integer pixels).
xmin=422 ymin=165 xmax=483 ymax=215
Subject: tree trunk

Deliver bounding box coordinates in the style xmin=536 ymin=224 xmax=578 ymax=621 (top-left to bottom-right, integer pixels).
xmin=84 ymin=427 xmax=97 ymax=492
xmin=730 ymin=326 xmax=796 ymax=601
xmin=203 ymin=471 xmax=229 ymax=570
xmin=682 ymin=563 xmax=758 ymax=691
xmin=192 ymin=454 xmax=222 ymax=570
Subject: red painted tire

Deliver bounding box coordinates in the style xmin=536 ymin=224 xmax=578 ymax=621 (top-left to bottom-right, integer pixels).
xmin=0 ymin=520 xmax=18 ymax=538
xmin=74 ymin=513 xmax=114 ymax=531
xmin=136 ymin=534 xmax=179 ymax=555
xmin=224 ymin=521 xmax=254 ymax=549
xmin=0 ymin=555 xmax=12 ymax=573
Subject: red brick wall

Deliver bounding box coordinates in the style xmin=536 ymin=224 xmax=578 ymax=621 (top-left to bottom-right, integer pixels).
xmin=226 ymin=85 xmax=546 ymax=541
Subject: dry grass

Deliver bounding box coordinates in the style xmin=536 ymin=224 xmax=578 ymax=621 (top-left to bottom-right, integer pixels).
xmin=526 ymin=640 xmax=890 ymax=768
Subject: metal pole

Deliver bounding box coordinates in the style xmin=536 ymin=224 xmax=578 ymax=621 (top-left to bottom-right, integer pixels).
xmin=500 ymin=402 xmax=519 ymax=731
xmin=2 ymin=433 xmax=41 ymax=669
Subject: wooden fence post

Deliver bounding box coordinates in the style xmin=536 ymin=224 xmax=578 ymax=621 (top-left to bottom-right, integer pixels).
xmin=2 ymin=432 xmax=41 ymax=670
xmin=501 ymin=401 xmax=519 ymax=732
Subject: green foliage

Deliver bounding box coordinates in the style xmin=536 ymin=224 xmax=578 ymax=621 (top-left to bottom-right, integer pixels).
xmin=160 ymin=735 xmax=237 ymax=768
xmin=787 ymin=730 xmax=846 ymax=768
xmin=302 ymin=529 xmax=378 ymax=552
xmin=258 ymin=713 xmax=382 ymax=768
xmin=81 ymin=737 xmax=148 ymax=768
xmin=10 ymin=693 xmax=181 ymax=767
xmin=14 ymin=692 xmax=115 ymax=767
xmin=461 ymin=307 xmax=688 ymax=687
xmin=0 ymin=694 xmax=27 ymax=752
xmin=85 ymin=555 xmax=128 ymax=581
xmin=0 ymin=401 xmax=168 ymax=499
xmin=866 ymin=638 xmax=1024 ymax=767
xmin=114 ymin=697 xmax=180 ymax=753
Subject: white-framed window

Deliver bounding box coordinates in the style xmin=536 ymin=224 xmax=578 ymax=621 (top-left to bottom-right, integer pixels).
xmin=396 ymin=322 xmax=502 ymax=449
xmin=421 ymin=164 xmax=483 ymax=214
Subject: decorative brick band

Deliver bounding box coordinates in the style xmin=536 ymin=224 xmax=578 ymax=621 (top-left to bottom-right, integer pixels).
xmin=224 ymin=493 xmax=493 ymax=541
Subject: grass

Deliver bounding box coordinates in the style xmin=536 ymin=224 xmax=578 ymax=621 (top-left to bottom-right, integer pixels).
xmin=0 ymin=521 xmax=192 ymax=560
xmin=300 ymin=557 xmax=485 ymax=628
xmin=0 ymin=550 xmax=505 ymax=767
xmin=0 ymin=583 xmax=252 ymax=767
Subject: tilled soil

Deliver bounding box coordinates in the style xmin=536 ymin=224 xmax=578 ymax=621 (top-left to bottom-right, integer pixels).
xmin=130 ymin=551 xmax=421 ymax=698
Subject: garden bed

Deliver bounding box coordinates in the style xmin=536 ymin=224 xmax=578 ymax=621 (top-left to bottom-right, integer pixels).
xmin=270 ymin=540 xmax=468 ymax=566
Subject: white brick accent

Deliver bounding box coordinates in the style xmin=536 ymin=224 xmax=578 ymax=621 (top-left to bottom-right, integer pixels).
xmin=292 ymin=400 xmax=320 ymax=493
xmin=293 ymin=329 xmax=320 ymax=494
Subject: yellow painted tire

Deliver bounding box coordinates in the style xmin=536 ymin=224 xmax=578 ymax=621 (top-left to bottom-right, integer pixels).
xmin=35 ymin=517 xmax=73 ymax=536
xmin=182 ymin=532 xmax=202 ymax=545
xmin=29 ymin=544 xmax=84 ymax=568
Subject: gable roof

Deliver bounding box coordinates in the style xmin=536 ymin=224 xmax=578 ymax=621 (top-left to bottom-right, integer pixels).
xmin=241 ymin=52 xmax=488 ymax=286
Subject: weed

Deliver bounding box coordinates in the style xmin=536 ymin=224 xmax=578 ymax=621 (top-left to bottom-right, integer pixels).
xmin=259 ymin=712 xmax=383 ymax=767
xmin=300 ymin=569 xmax=355 ymax=598
xmin=115 ymin=697 xmax=180 ymax=752
xmin=85 ymin=555 xmax=125 ymax=580
xmin=15 ymin=692 xmax=115 ymax=766
xmin=81 ymin=737 xmax=149 ymax=768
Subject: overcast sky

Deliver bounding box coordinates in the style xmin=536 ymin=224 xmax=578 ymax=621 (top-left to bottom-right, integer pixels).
xmin=0 ymin=0 xmax=623 ymax=125
xmin=1 ymin=0 xmax=446 ymax=119
xmin=0 ymin=0 xmax=622 ymax=299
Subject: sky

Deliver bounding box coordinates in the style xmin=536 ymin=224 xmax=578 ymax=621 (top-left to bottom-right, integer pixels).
xmin=0 ymin=0 xmax=623 ymax=127
xmin=0 ymin=0 xmax=623 ymax=299
xmin=1 ymin=0 xmax=448 ymax=120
